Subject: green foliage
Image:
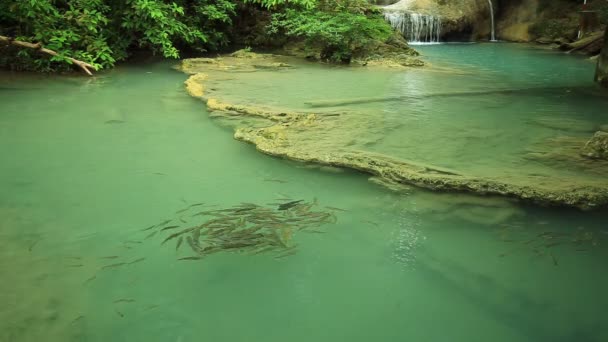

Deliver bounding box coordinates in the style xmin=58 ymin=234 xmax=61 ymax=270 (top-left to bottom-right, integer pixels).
xmin=243 ymin=0 xmax=316 ymax=10
xmin=0 ymin=0 xmax=236 ymax=72
xmin=268 ymin=2 xmax=392 ymax=63
xmin=0 ymin=0 xmax=401 ymax=71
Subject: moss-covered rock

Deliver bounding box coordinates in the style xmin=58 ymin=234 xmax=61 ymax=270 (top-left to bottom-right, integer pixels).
xmin=581 ymin=131 xmax=608 ymax=160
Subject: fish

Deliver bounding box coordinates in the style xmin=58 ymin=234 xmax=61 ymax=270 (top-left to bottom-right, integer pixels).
xmin=100 ymin=255 xmax=119 ymax=259
xmin=274 ymin=247 xmax=297 ymax=259
xmin=159 ymin=219 xmax=172 ymax=226
xmin=65 ymin=256 xmax=82 ymax=260
xmin=301 ymin=230 xmax=325 ymax=234
xmin=28 ymin=240 xmax=39 ymax=252
xmin=67 ymin=264 xmax=84 ymax=268
xmin=176 ymin=236 xmax=184 ymax=251
xmin=115 ymin=310 xmax=124 ymax=318
xmin=325 ymin=206 xmax=347 ymax=212
xmin=83 ymin=275 xmax=96 ymax=285
xmin=575 ymin=248 xmax=588 ymax=252
xmin=145 ymin=305 xmax=159 ymax=311
xmin=153 ymin=172 xmax=167 ymax=176
xmin=186 ymin=236 xmax=197 ymax=252
xmin=545 ymin=241 xmax=562 ymax=248
xmin=128 ymin=257 xmax=145 ymax=265
xmin=175 ymin=208 xmax=190 ymax=214
xmin=161 ymin=225 xmax=180 ymax=231
xmin=113 ymin=299 xmax=136 ymax=304
xmin=264 ymin=178 xmax=288 ymax=183
xmin=178 ymin=256 xmax=202 ymax=261
xmin=142 ymin=224 xmax=156 ymax=231
xmin=124 ymin=240 xmax=142 ymax=244
xmin=71 ymin=315 xmax=85 ymax=324
xmin=363 ymin=220 xmax=379 ymax=227
xmin=278 ymin=200 xmax=304 ymax=211
xmin=550 ymin=252 xmax=558 ymax=266
xmin=180 ymin=217 xmax=187 ymax=224
xmin=102 ymin=262 xmax=127 ymax=270
xmin=145 ymin=231 xmax=158 ymax=239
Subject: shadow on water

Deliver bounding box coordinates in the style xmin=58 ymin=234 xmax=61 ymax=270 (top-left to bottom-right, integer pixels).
xmin=413 ymin=249 xmax=602 ymax=342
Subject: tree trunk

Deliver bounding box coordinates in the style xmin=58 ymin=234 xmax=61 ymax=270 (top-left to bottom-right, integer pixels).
xmin=595 ymin=27 xmax=608 ymax=87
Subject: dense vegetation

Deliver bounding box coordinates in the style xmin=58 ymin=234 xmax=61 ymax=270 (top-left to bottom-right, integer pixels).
xmin=0 ymin=0 xmax=396 ymax=72
xmin=528 ymin=0 xmax=608 ymax=40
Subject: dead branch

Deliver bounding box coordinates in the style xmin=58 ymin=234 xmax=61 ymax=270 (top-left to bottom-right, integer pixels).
xmin=0 ymin=35 xmax=95 ymax=76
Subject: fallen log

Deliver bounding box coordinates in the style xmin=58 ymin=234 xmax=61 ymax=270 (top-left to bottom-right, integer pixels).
xmin=0 ymin=35 xmax=95 ymax=76
xmin=560 ymin=31 xmax=605 ymax=54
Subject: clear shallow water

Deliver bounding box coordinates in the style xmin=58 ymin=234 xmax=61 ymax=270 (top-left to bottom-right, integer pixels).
xmin=206 ymin=43 xmax=608 ymax=185
xmin=1 ymin=46 xmax=608 ymax=342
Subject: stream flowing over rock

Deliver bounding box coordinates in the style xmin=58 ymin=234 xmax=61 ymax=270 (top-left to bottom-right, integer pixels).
xmin=381 ymin=0 xmax=494 ymax=41
xmin=177 ymin=52 xmax=608 ymax=210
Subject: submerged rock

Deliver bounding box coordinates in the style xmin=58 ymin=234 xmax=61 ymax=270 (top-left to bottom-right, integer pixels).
xmin=179 ymin=54 xmax=608 ymax=210
xmin=581 ymin=131 xmax=608 ymax=160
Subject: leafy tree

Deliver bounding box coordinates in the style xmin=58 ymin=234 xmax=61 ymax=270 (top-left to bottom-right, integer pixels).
xmin=268 ymin=0 xmax=393 ymax=62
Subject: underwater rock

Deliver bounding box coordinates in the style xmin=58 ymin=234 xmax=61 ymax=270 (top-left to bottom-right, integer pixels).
xmin=530 ymin=117 xmax=597 ymax=133
xmin=179 ymin=56 xmax=608 ymax=210
xmin=581 ymin=131 xmax=608 ymax=160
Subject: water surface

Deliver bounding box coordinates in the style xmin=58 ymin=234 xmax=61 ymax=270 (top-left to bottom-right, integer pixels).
xmin=1 ymin=45 xmax=608 ymax=342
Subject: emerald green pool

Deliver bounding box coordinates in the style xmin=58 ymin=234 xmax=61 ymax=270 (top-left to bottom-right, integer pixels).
xmin=1 ymin=44 xmax=607 ymax=342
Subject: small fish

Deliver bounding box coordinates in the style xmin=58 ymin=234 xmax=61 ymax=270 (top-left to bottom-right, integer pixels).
xmin=153 ymin=172 xmax=167 ymax=176
xmin=176 ymin=208 xmax=190 ymax=214
xmin=145 ymin=231 xmax=158 ymax=239
xmin=278 ymin=200 xmax=304 ymax=211
xmin=65 ymin=256 xmax=82 ymax=260
xmin=83 ymin=275 xmax=96 ymax=285
xmin=145 ymin=305 xmax=159 ymax=311
xmin=178 ymin=256 xmax=202 ymax=261
xmin=575 ymin=248 xmax=588 ymax=252
xmin=67 ymin=264 xmax=84 ymax=268
xmin=550 ymin=253 xmax=558 ymax=266
xmin=180 ymin=217 xmax=187 ymax=224
xmin=100 ymin=256 xmax=119 ymax=259
xmin=102 ymin=262 xmax=127 ymax=270
xmin=301 ymin=230 xmax=325 ymax=234
xmin=176 ymin=236 xmax=184 ymax=251
xmin=115 ymin=310 xmax=124 ymax=318
xmin=363 ymin=220 xmax=379 ymax=226
xmin=274 ymin=249 xmax=297 ymax=259
xmin=128 ymin=257 xmax=145 ymax=265
xmin=71 ymin=315 xmax=85 ymax=324
xmin=325 ymin=206 xmax=347 ymax=212
xmin=124 ymin=240 xmax=142 ymax=244
xmin=264 ymin=178 xmax=288 ymax=183
xmin=28 ymin=240 xmax=39 ymax=252
xmin=113 ymin=299 xmax=136 ymax=304
xmin=161 ymin=225 xmax=180 ymax=231
xmin=545 ymin=241 xmax=562 ymax=248
xmin=142 ymin=224 xmax=156 ymax=231
xmin=159 ymin=219 xmax=172 ymax=226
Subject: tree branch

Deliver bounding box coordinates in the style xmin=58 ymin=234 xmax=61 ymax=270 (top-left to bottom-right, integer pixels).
xmin=0 ymin=35 xmax=96 ymax=76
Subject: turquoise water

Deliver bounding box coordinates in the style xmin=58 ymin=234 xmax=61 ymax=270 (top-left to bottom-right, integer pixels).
xmin=1 ymin=44 xmax=608 ymax=342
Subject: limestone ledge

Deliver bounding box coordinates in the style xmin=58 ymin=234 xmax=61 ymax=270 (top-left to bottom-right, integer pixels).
xmin=181 ymin=56 xmax=608 ymax=210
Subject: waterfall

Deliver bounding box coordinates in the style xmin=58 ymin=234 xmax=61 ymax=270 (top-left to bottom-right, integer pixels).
xmin=488 ymin=0 xmax=496 ymax=41
xmin=383 ymin=11 xmax=442 ymax=44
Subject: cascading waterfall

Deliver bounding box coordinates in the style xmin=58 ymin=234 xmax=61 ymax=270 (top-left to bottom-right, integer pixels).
xmin=383 ymin=11 xmax=442 ymax=44
xmin=487 ymin=0 xmax=496 ymax=41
